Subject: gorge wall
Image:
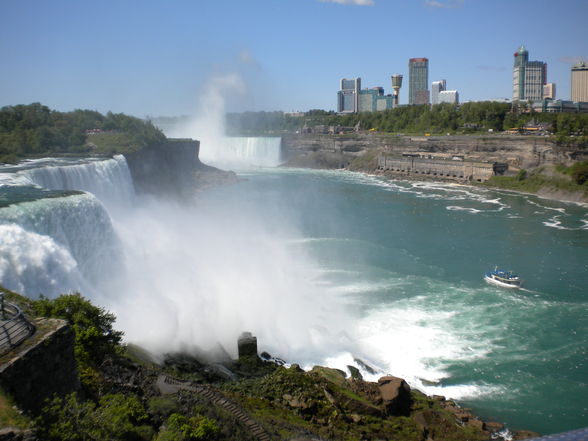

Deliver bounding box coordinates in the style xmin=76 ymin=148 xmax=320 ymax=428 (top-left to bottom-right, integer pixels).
xmin=281 ymin=133 xmax=586 ymax=172
xmin=124 ymin=139 xmax=236 ymax=198
xmin=124 ymin=139 xmax=204 ymax=197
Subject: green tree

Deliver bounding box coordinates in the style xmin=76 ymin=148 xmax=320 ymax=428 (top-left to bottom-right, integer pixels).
xmin=570 ymin=161 xmax=588 ymax=185
xmin=37 ymin=393 xmax=153 ymax=441
xmin=33 ymin=293 xmax=123 ymax=368
xmin=156 ymin=413 xmax=220 ymax=441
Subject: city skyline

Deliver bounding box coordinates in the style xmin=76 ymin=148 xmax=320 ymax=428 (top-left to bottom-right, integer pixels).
xmin=1 ymin=0 xmax=587 ymax=117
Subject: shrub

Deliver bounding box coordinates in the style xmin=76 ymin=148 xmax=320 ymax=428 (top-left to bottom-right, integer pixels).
xmin=32 ymin=293 xmax=123 ymax=368
xmin=570 ymin=162 xmax=588 ymax=185
xmin=37 ymin=393 xmax=153 ymax=441
xmin=156 ymin=413 xmax=220 ymax=441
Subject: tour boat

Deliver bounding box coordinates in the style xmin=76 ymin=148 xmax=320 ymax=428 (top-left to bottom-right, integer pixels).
xmin=484 ymin=267 xmax=522 ymax=289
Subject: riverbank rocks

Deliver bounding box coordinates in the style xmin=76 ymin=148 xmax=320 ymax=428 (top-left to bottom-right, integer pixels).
xmin=378 ymin=375 xmax=412 ymax=416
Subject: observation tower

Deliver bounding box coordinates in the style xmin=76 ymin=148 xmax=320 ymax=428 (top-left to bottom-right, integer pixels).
xmin=391 ymin=74 xmax=403 ymax=108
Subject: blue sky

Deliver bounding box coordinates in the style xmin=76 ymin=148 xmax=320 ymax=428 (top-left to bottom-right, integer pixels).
xmin=1 ymin=0 xmax=587 ymax=117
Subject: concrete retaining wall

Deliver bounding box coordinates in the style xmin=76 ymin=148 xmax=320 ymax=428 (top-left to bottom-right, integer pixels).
xmin=0 ymin=319 xmax=79 ymax=415
xmin=378 ymin=156 xmax=495 ymax=182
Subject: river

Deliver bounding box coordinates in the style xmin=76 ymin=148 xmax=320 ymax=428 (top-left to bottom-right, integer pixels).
xmin=0 ymin=140 xmax=586 ymax=435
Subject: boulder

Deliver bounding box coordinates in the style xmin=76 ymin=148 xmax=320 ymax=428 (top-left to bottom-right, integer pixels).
xmin=377 ymin=376 xmax=412 ymax=416
xmin=310 ymin=366 xmax=346 ymax=386
xmin=485 ymin=422 xmax=505 ymax=433
xmin=347 ymin=365 xmax=363 ymax=381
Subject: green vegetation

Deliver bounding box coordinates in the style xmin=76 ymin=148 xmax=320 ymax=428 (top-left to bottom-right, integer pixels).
xmin=226 ymin=103 xmax=588 ymax=145
xmin=32 ymin=293 xmax=123 ymax=368
xmin=0 ymin=288 xmax=509 ymax=440
xmin=0 ymin=103 xmax=166 ymax=163
xmin=156 ymin=413 xmax=221 ymax=441
xmin=37 ymin=393 xmax=154 ymax=441
xmin=482 ymin=165 xmax=588 ymax=197
xmin=559 ymin=161 xmax=588 ymax=185
xmin=0 ymin=387 xmax=31 ymax=429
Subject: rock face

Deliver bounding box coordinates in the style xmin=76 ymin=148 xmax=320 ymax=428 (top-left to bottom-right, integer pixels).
xmin=124 ymin=139 xmax=202 ymax=196
xmin=124 ymin=139 xmax=237 ymax=198
xmin=282 ymin=133 xmax=587 ymax=172
xmin=377 ymin=375 xmax=412 ymax=416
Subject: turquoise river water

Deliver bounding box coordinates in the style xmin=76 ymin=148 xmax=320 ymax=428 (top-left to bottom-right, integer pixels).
xmin=1 ymin=156 xmax=586 ymax=436
xmin=198 ymin=167 xmax=588 ymax=435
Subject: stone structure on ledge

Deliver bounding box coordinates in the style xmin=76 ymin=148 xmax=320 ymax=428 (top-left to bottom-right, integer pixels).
xmin=237 ymin=332 xmax=258 ymax=359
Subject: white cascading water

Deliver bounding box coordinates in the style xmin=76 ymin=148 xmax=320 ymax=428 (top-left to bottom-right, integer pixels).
xmin=0 ymin=156 xmax=133 ymax=298
xmin=0 ymin=193 xmax=122 ymax=298
xmin=199 ymin=137 xmax=282 ymax=168
xmin=0 ymin=152 xmax=356 ymax=366
xmin=24 ymin=155 xmax=136 ymax=212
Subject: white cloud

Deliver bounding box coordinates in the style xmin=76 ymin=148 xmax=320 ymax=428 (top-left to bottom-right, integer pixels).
xmin=318 ymin=0 xmax=375 ymax=5
xmin=425 ymin=0 xmax=464 ymax=8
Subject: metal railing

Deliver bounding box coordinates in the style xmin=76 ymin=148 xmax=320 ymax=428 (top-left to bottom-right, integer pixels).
xmin=0 ymin=294 xmax=36 ymax=356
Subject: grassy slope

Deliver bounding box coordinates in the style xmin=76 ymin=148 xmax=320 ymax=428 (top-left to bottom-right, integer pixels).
xmin=482 ymin=165 xmax=588 ymax=203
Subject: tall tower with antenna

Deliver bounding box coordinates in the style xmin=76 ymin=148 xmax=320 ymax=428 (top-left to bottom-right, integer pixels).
xmin=391 ymin=74 xmax=403 ymax=108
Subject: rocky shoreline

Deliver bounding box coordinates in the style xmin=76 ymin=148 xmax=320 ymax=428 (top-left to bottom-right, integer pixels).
xmin=282 ymin=139 xmax=588 ymax=204
xmin=280 ymin=134 xmax=588 ymax=205
xmin=108 ymin=339 xmax=542 ymax=441
xmin=0 ymin=304 xmax=541 ymax=441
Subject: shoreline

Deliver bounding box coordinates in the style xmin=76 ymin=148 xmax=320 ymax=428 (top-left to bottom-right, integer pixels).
xmin=345 ymin=166 xmax=588 ymax=207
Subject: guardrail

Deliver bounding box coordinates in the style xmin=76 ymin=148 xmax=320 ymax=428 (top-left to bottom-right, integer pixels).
xmin=0 ymin=294 xmax=36 ymax=356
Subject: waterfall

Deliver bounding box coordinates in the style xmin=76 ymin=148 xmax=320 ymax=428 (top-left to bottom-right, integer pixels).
xmin=24 ymin=155 xmax=136 ymax=211
xmin=0 ymin=156 xmax=134 ymax=297
xmin=199 ymin=137 xmax=282 ymax=168
xmin=0 ymin=193 xmax=122 ymax=297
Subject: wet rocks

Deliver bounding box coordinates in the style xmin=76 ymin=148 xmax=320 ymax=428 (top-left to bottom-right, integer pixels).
xmin=377 ymin=376 xmax=412 ymax=416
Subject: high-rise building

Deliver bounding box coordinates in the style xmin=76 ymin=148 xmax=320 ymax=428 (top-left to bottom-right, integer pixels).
xmin=337 ymin=78 xmax=361 ymax=113
xmin=409 ymin=58 xmax=429 ymax=105
xmin=512 ymin=45 xmax=546 ymax=102
xmin=358 ymin=87 xmax=383 ymax=112
xmin=431 ymin=80 xmax=446 ymax=105
xmin=543 ymin=83 xmax=556 ymax=100
xmin=571 ymin=61 xmax=588 ymax=102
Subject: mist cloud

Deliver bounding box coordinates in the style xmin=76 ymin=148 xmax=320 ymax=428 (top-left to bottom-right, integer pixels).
xmin=239 ymin=50 xmax=261 ymax=70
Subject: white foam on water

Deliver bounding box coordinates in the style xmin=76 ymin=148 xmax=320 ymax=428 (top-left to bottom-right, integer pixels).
xmin=446 ymin=206 xmax=483 ymax=214
xmin=542 ymin=215 xmax=588 ymax=230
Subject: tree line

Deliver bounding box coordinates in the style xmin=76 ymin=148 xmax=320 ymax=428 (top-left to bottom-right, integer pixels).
xmin=0 ymin=103 xmax=166 ymax=163
xmin=226 ymin=102 xmax=588 ymax=146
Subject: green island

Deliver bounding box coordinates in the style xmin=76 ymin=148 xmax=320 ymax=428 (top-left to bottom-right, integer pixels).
xmin=0 ymin=287 xmax=539 ymax=441
xmin=0 ymin=103 xmax=165 ymax=163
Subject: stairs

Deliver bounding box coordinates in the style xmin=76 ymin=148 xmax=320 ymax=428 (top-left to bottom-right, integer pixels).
xmin=157 ymin=375 xmax=271 ymax=441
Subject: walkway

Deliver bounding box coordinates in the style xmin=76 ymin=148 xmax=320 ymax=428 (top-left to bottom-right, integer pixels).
xmin=156 ymin=375 xmax=271 ymax=441
xmin=0 ymin=297 xmax=35 ymax=355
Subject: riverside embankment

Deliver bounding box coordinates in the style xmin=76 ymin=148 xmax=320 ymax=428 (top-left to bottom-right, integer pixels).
xmin=281 ymin=133 xmax=588 ymax=203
